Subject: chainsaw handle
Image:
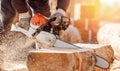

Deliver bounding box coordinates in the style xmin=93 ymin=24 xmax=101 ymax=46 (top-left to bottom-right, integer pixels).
xmin=32 ymin=17 xmax=56 ymax=36
xmin=40 ymin=17 xmax=56 ymax=29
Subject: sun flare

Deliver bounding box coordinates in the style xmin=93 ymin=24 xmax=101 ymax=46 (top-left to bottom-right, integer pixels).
xmin=100 ymin=0 xmax=119 ymax=6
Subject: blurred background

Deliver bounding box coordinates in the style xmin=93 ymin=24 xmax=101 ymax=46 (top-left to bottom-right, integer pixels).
xmin=63 ymin=0 xmax=120 ymax=43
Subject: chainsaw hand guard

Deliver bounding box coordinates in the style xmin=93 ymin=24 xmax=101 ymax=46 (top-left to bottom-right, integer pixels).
xmin=52 ymin=16 xmax=70 ymax=35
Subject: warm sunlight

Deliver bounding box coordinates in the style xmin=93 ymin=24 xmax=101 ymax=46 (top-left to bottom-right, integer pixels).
xmin=100 ymin=0 xmax=119 ymax=6
xmin=74 ymin=3 xmax=81 ymax=21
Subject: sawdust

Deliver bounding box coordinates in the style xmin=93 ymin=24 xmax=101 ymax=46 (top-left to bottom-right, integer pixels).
xmin=0 ymin=28 xmax=35 ymax=71
xmin=0 ymin=1 xmax=36 ymax=70
xmin=2 ymin=61 xmax=28 ymax=71
xmin=0 ymin=30 xmax=35 ymax=61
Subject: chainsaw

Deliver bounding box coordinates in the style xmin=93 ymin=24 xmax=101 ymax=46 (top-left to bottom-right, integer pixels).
xmin=11 ymin=14 xmax=110 ymax=69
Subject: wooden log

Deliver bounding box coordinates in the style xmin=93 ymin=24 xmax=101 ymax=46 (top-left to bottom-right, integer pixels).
xmin=27 ymin=48 xmax=96 ymax=71
xmin=27 ymin=44 xmax=114 ymax=71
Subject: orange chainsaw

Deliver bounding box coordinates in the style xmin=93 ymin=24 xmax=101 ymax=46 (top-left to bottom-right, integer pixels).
xmin=11 ymin=13 xmax=110 ymax=69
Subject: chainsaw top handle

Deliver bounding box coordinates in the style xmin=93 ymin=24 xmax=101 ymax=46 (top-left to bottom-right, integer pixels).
xmin=32 ymin=17 xmax=56 ymax=36
xmin=41 ymin=17 xmax=57 ymax=29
